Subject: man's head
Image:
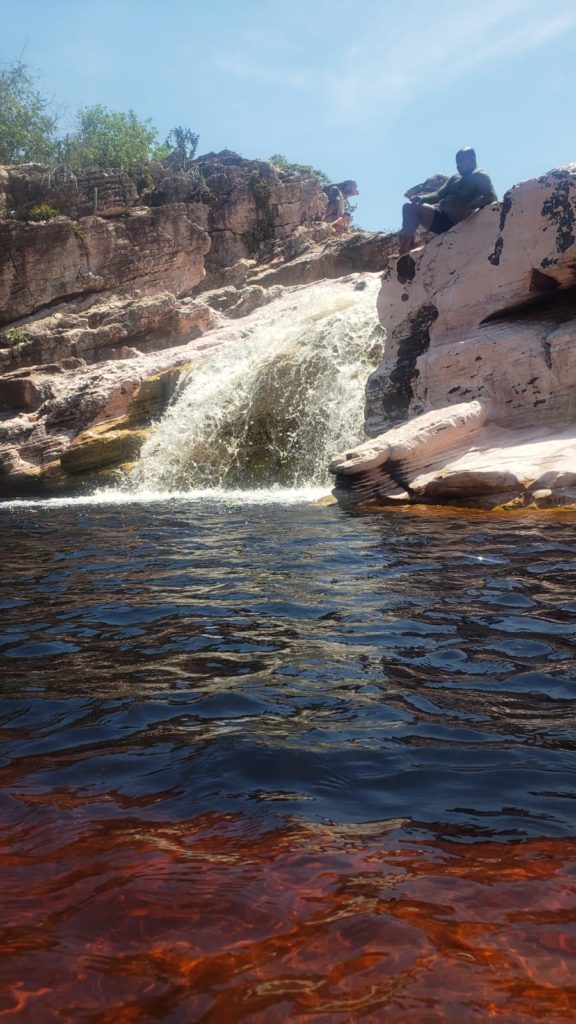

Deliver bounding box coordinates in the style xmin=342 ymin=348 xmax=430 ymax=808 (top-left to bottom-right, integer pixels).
xmin=455 ymin=148 xmax=477 ymax=174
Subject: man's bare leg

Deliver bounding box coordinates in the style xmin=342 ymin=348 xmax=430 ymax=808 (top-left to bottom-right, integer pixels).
xmin=399 ymin=202 xmax=437 ymax=255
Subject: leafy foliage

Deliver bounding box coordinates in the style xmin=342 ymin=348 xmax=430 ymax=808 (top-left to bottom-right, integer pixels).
xmin=164 ymin=126 xmax=200 ymax=166
xmin=0 ymin=62 xmax=58 ymax=164
xmin=26 ymin=203 xmax=58 ymax=221
xmin=269 ymin=154 xmax=330 ymax=187
xmin=64 ymin=105 xmax=161 ymax=171
xmin=249 ymin=169 xmax=273 ymax=210
xmin=0 ymin=59 xmax=200 ymax=177
xmin=2 ymin=327 xmax=31 ymax=345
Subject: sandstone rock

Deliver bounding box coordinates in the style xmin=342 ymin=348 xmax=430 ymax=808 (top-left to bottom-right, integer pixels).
xmin=200 ymin=285 xmax=242 ymax=312
xmin=250 ymin=230 xmax=399 ymax=289
xmin=227 ymin=285 xmax=283 ymax=319
xmin=0 ymin=204 xmax=210 ymax=325
xmin=217 ymin=258 xmax=258 ymax=287
xmin=331 ymin=166 xmax=576 ymax=510
xmin=0 ymin=291 xmax=218 ymax=372
xmin=0 ymin=447 xmax=41 ymax=494
xmin=331 ymin=401 xmax=487 ymax=476
xmin=0 ymin=351 xmax=193 ymax=489
xmin=191 ymin=152 xmax=327 ymax=279
xmin=60 ymin=419 xmax=152 ymax=473
xmin=332 ymin=405 xmax=576 ymax=510
xmin=0 ymin=370 xmax=54 ymax=411
xmin=0 ymin=164 xmax=140 ymax=219
xmin=368 ymin=166 xmax=576 ymax=436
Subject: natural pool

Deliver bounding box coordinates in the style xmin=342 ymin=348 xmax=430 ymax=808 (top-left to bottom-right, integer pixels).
xmin=1 ymin=495 xmax=575 ymax=1022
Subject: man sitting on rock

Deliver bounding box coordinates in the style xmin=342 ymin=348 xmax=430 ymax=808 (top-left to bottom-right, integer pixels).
xmin=398 ymin=148 xmax=497 ymax=257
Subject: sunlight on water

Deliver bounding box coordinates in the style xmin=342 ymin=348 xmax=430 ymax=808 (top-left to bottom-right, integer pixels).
xmin=0 ymin=485 xmax=329 ymax=510
xmin=1 ymin=499 xmax=576 ymax=1022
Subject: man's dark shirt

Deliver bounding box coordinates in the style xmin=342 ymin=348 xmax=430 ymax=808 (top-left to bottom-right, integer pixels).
xmin=421 ymin=170 xmax=497 ymax=223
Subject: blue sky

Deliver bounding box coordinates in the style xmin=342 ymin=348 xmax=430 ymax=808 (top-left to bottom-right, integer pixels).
xmin=3 ymin=0 xmax=575 ymax=231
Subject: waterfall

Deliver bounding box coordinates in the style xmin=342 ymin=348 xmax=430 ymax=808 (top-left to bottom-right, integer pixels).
xmin=130 ymin=275 xmax=383 ymax=495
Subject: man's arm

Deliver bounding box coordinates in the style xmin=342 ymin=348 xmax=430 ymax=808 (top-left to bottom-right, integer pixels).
xmin=413 ymin=177 xmax=454 ymax=205
xmin=473 ymin=172 xmax=498 ymax=208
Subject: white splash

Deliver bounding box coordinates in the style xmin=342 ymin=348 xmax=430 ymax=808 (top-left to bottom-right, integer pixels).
xmin=130 ymin=275 xmax=382 ymax=494
xmin=0 ymin=485 xmax=328 ymax=510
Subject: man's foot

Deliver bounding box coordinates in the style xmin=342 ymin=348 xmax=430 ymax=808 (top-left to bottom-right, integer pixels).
xmin=396 ymin=253 xmax=416 ymax=284
xmin=398 ymin=235 xmax=415 ymax=257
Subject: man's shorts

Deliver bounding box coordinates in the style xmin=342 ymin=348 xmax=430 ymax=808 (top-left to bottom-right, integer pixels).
xmin=430 ymin=209 xmax=454 ymax=234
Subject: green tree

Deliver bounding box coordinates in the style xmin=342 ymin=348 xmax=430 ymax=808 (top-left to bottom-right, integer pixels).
xmin=0 ymin=61 xmax=58 ymax=164
xmin=66 ymin=104 xmax=161 ymax=171
xmin=165 ymin=126 xmax=200 ymax=166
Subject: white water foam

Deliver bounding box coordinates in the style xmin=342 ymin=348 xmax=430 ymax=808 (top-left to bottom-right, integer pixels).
xmin=0 ymin=485 xmax=329 ymax=510
xmin=129 ymin=276 xmax=382 ymax=494
xmin=1 ymin=276 xmax=381 ymax=509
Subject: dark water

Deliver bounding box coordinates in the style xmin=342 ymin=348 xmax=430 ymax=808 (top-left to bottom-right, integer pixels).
xmin=1 ymin=498 xmax=576 ymax=1022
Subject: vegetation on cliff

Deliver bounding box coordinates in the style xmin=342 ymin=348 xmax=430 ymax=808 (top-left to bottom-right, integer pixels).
xmin=269 ymin=154 xmax=330 ymax=186
xmin=0 ymin=61 xmax=58 ymax=164
xmin=0 ymin=60 xmax=197 ymax=172
xmin=0 ymin=60 xmax=332 ymax=192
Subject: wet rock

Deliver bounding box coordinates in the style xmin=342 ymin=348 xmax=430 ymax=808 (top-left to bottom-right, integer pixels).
xmin=59 ymin=419 xmax=152 ymax=473
xmin=227 ymin=285 xmax=283 ymax=319
xmin=0 ymin=447 xmax=41 ymax=494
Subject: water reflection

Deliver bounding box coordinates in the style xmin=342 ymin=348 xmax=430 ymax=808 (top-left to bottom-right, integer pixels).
xmin=1 ymin=500 xmax=576 ymax=1020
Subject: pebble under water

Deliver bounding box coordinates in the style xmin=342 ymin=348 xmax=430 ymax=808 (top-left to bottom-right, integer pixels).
xmin=1 ymin=496 xmax=575 ymax=1022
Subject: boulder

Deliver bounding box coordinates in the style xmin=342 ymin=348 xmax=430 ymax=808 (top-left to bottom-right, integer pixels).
xmin=0 ymin=447 xmax=41 ymax=494
xmin=331 ymin=166 xmax=576 ymax=509
xmin=59 ymin=419 xmax=152 ymax=473
xmin=250 ymin=230 xmax=400 ymax=288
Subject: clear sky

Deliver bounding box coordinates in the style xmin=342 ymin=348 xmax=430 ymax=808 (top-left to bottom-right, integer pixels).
xmin=2 ymin=0 xmax=575 ymax=231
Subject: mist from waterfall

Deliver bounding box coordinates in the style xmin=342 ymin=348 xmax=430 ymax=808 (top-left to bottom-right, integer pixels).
xmin=129 ymin=276 xmax=383 ymax=496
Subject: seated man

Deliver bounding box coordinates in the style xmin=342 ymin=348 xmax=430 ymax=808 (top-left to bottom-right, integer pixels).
xmin=398 ymin=148 xmax=497 ymax=256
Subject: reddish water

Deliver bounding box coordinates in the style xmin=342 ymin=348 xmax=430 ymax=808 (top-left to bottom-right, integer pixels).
xmin=1 ymin=800 xmax=575 ymax=1022
xmin=1 ymin=501 xmax=576 ymax=1021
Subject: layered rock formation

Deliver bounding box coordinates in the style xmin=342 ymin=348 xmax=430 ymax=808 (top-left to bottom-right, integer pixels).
xmin=331 ymin=166 xmax=576 ymax=510
xmin=0 ymin=205 xmax=211 ymax=326
xmin=0 ymin=151 xmax=397 ymax=497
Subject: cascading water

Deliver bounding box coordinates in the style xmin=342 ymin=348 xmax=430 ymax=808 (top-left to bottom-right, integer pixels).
xmin=130 ymin=275 xmax=383 ymax=496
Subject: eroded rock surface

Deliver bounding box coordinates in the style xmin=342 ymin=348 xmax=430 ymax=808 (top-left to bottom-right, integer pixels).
xmin=0 ymin=164 xmax=139 ymax=220
xmin=0 ymin=205 xmax=211 ymax=325
xmin=331 ymin=166 xmax=576 ymax=510
xmin=0 ymin=147 xmax=400 ymax=497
